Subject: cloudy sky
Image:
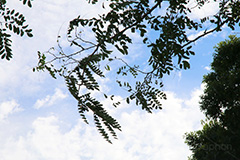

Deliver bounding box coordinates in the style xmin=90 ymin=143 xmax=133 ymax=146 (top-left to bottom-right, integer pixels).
xmin=0 ymin=0 xmax=237 ymax=160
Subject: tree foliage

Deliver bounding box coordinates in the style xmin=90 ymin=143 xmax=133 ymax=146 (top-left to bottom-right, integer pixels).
xmin=0 ymin=0 xmax=33 ymax=60
xmin=35 ymin=0 xmax=240 ymax=142
xmin=185 ymin=35 xmax=240 ymax=160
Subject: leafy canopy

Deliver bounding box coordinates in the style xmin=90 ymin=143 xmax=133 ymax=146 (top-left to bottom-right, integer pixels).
xmin=0 ymin=0 xmax=33 ymax=60
xmin=185 ymin=35 xmax=240 ymax=160
xmin=35 ymin=0 xmax=240 ymax=143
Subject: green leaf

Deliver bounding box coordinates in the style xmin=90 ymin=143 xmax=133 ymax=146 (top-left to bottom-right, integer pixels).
xmin=28 ymin=0 xmax=32 ymax=7
xmin=182 ymin=60 xmax=190 ymax=69
xmin=131 ymin=27 xmax=135 ymax=33
xmin=104 ymin=94 xmax=108 ymax=98
xmin=126 ymin=97 xmax=130 ymax=104
xmin=27 ymin=32 xmax=33 ymax=37
xmin=105 ymin=65 xmax=110 ymax=71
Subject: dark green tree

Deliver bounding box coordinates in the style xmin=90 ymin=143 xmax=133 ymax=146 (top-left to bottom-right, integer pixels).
xmin=185 ymin=35 xmax=240 ymax=160
xmin=0 ymin=0 xmax=33 ymax=60
xmin=35 ymin=0 xmax=240 ymax=142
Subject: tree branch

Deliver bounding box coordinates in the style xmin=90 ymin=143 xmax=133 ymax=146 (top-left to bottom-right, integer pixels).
xmin=183 ymin=20 xmax=227 ymax=48
xmin=110 ymin=0 xmax=162 ymax=40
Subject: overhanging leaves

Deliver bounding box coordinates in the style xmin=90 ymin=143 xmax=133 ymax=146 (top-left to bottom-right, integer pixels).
xmin=36 ymin=0 xmax=240 ymax=142
xmin=0 ymin=0 xmax=33 ymax=60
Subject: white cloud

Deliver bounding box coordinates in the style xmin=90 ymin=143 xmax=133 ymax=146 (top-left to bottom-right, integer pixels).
xmin=0 ymin=115 xmax=83 ymax=160
xmin=34 ymin=88 xmax=68 ymax=109
xmin=0 ymin=85 xmax=205 ymax=160
xmin=204 ymin=66 xmax=211 ymax=71
xmin=187 ymin=0 xmax=220 ymax=20
xmin=0 ymin=100 xmax=22 ymax=122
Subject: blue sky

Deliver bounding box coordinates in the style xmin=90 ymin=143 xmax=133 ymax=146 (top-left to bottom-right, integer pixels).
xmin=0 ymin=0 xmax=238 ymax=160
